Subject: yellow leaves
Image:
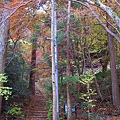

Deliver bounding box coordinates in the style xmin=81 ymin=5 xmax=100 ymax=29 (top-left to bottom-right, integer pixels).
xmin=8 ymin=39 xmax=13 ymax=43
xmin=70 ymin=59 xmax=75 ymax=65
xmin=36 ymin=9 xmax=47 ymax=15
xmin=72 ymin=8 xmax=81 ymax=20
xmin=20 ymin=40 xmax=32 ymax=52
xmin=41 ymin=27 xmax=50 ymax=36
xmin=111 ymin=0 xmax=115 ymax=3
xmin=19 ymin=39 xmax=31 ymax=45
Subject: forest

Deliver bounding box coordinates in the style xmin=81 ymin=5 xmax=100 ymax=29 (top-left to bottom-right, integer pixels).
xmin=0 ymin=0 xmax=120 ymax=120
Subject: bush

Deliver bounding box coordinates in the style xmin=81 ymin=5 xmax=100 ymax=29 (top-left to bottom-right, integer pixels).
xmin=6 ymin=103 xmax=25 ymax=119
xmin=0 ymin=74 xmax=12 ymax=100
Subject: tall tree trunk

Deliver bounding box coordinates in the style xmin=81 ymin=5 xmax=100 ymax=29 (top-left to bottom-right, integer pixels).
xmin=66 ymin=1 xmax=72 ymax=120
xmin=0 ymin=4 xmax=9 ymax=114
xmin=51 ymin=0 xmax=59 ymax=119
xmin=106 ymin=1 xmax=120 ymax=106
xmin=108 ymin=34 xmax=120 ymax=106
xmin=29 ymin=26 xmax=40 ymax=95
xmin=29 ymin=39 xmax=37 ymax=95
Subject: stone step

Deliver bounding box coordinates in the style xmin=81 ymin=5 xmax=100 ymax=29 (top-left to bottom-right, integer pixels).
xmin=30 ymin=108 xmax=46 ymax=111
xmin=30 ymin=101 xmax=46 ymax=104
xmin=32 ymin=101 xmax=46 ymax=104
xmin=30 ymin=105 xmax=46 ymax=108
xmin=29 ymin=112 xmax=47 ymax=117
xmin=28 ymin=115 xmax=47 ymax=118
xmin=29 ymin=109 xmax=46 ymax=112
xmin=26 ymin=88 xmax=48 ymax=120
xmin=33 ymin=97 xmax=46 ymax=100
xmin=25 ymin=117 xmax=47 ymax=120
xmin=33 ymin=96 xmax=45 ymax=98
xmin=30 ymin=105 xmax=46 ymax=107
xmin=28 ymin=111 xmax=47 ymax=115
xmin=28 ymin=114 xmax=47 ymax=118
xmin=35 ymin=95 xmax=46 ymax=97
xmin=34 ymin=99 xmax=46 ymax=101
xmin=30 ymin=110 xmax=47 ymax=112
xmin=29 ymin=104 xmax=46 ymax=108
xmin=31 ymin=103 xmax=46 ymax=105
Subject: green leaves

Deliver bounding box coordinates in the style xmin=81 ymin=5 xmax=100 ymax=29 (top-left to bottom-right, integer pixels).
xmin=0 ymin=74 xmax=12 ymax=100
xmin=95 ymin=2 xmax=100 ymax=6
xmin=79 ymin=73 xmax=97 ymax=118
xmin=61 ymin=75 xmax=79 ymax=85
xmin=6 ymin=103 xmax=24 ymax=118
xmin=46 ymin=100 xmax=53 ymax=119
xmin=0 ymin=74 xmax=8 ymax=82
xmin=80 ymin=73 xmax=95 ymax=84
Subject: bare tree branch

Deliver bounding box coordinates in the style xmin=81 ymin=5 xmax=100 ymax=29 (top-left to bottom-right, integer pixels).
xmin=72 ymin=0 xmax=88 ymax=7
xmin=0 ymin=0 xmax=33 ymax=25
xmin=107 ymin=21 xmax=120 ymax=35
xmin=5 ymin=39 xmax=19 ymax=68
xmin=86 ymin=3 xmax=120 ymax=42
xmin=72 ymin=0 xmax=120 ymax=28
xmin=86 ymin=0 xmax=120 ymax=28
xmin=115 ymin=0 xmax=120 ymax=6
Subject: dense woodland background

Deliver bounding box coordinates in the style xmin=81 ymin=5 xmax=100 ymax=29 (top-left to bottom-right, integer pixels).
xmin=0 ymin=0 xmax=120 ymax=120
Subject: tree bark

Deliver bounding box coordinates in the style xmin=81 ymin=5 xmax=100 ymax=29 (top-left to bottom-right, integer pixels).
xmin=106 ymin=0 xmax=120 ymax=106
xmin=29 ymin=40 xmax=37 ymax=95
xmin=108 ymin=34 xmax=120 ymax=106
xmin=66 ymin=1 xmax=72 ymax=120
xmin=100 ymin=56 xmax=109 ymax=73
xmin=0 ymin=6 xmax=10 ymax=114
xmin=86 ymin=0 xmax=120 ymax=28
xmin=29 ymin=25 xmax=40 ymax=95
xmin=51 ymin=0 xmax=59 ymax=119
xmin=73 ymin=1 xmax=120 ymax=42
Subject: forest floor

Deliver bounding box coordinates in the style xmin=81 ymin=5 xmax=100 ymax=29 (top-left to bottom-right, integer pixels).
xmin=75 ymin=99 xmax=120 ymax=120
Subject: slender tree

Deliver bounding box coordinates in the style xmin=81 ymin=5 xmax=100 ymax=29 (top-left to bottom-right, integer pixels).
xmin=29 ymin=42 xmax=37 ymax=95
xmin=106 ymin=1 xmax=120 ymax=107
xmin=0 ymin=1 xmax=10 ymax=113
xmin=66 ymin=1 xmax=72 ymax=120
xmin=51 ymin=0 xmax=59 ymax=119
xmin=108 ymin=33 xmax=120 ymax=106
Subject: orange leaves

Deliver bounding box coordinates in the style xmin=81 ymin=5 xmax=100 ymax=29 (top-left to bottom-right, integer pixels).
xmin=7 ymin=0 xmax=35 ymax=39
xmin=5 ymin=0 xmax=51 ymax=79
xmin=36 ymin=62 xmax=51 ymax=78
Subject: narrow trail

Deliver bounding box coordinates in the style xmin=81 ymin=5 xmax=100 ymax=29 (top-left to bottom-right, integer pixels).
xmin=25 ymin=88 xmax=48 ymax=120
